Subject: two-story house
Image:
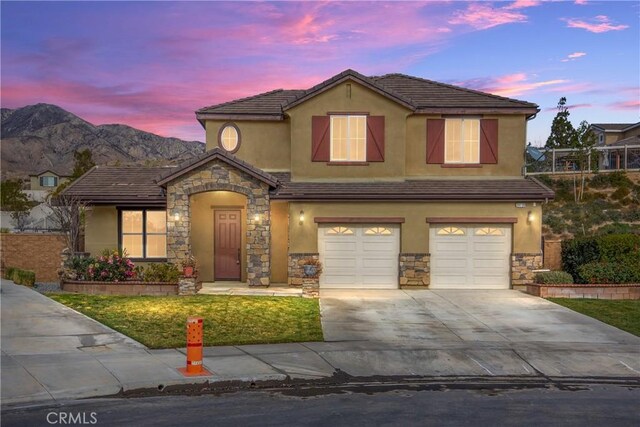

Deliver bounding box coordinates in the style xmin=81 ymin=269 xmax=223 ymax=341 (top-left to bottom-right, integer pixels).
xmin=590 ymin=122 xmax=640 ymax=147
xmin=63 ymin=69 xmax=554 ymax=290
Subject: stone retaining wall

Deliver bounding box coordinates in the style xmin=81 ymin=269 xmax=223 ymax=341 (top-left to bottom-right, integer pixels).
xmin=287 ymin=253 xmax=319 ymax=286
xmin=526 ymin=283 xmax=640 ymax=300
xmin=399 ymin=253 xmax=430 ymax=288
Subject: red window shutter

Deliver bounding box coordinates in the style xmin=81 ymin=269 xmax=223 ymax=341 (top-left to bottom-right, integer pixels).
xmin=366 ymin=116 xmax=385 ymax=162
xmin=480 ymin=119 xmax=498 ymax=164
xmin=311 ymin=116 xmax=330 ymax=162
xmin=426 ymin=119 xmax=445 ymax=164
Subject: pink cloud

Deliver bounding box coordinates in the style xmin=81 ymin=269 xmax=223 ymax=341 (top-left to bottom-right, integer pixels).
xmin=456 ymin=73 xmax=568 ymax=97
xmin=543 ymin=103 xmax=592 ymax=112
xmin=449 ymin=3 xmax=528 ymax=30
xmin=564 ymin=15 xmax=629 ymax=33
xmin=574 ymin=0 xmax=588 ymax=5
xmin=608 ymin=100 xmax=640 ymax=111
xmin=561 ymin=51 xmax=587 ymax=62
xmin=504 ymin=0 xmax=541 ymax=10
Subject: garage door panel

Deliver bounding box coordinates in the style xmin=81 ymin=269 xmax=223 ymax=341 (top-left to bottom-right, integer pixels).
xmin=430 ymin=225 xmax=511 ymax=289
xmin=319 ymin=225 xmax=399 ymax=289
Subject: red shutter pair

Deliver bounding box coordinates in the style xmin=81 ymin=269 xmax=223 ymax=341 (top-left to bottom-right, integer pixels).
xmin=311 ymin=116 xmax=385 ymax=162
xmin=426 ymin=119 xmax=498 ymax=164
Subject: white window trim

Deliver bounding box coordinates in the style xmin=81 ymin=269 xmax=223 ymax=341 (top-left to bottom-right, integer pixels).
xmin=330 ymin=115 xmax=367 ymax=162
xmin=444 ymin=117 xmax=480 ymax=164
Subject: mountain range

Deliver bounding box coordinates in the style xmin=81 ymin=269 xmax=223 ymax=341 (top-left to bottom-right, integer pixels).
xmin=0 ymin=103 xmax=205 ymax=179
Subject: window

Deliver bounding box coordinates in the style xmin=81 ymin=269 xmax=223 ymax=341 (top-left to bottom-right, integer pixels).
xmin=326 ymin=226 xmax=354 ymax=235
xmin=364 ymin=227 xmax=392 ymax=235
xmin=40 ymin=176 xmax=58 ymax=187
xmin=120 ymin=210 xmax=167 ymax=259
xmin=331 ymin=115 xmax=366 ymax=161
xmin=445 ymin=118 xmax=479 ymax=164
xmin=475 ymin=227 xmax=505 ymax=236
xmin=436 ymin=226 xmax=465 ymax=236
xmin=218 ymin=123 xmax=240 ymax=153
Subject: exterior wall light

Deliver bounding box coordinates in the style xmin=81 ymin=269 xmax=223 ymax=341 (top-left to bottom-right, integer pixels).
xmin=299 ymin=210 xmax=305 ymax=224
xmin=527 ymin=211 xmax=534 ymax=224
xmin=254 ymin=213 xmax=260 ymax=222
xmin=173 ymin=212 xmax=180 ymax=221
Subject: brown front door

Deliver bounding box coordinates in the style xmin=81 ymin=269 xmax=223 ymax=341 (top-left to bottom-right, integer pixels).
xmin=214 ymin=210 xmax=241 ymax=280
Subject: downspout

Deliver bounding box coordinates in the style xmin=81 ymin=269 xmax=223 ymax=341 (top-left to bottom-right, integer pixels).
xmin=523 ymin=113 xmax=538 ymax=176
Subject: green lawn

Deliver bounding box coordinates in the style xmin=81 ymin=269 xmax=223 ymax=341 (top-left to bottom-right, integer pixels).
xmin=548 ymin=298 xmax=640 ymax=337
xmin=49 ymin=294 xmax=324 ymax=349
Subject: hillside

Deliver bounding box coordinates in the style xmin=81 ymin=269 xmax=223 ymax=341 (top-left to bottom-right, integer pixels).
xmin=540 ymin=171 xmax=640 ymax=238
xmin=0 ymin=103 xmax=205 ymax=179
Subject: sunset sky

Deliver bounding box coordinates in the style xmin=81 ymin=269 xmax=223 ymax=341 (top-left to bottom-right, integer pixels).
xmin=1 ymin=1 xmax=638 ymax=146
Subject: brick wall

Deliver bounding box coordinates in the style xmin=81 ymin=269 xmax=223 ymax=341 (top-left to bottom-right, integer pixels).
xmin=526 ymin=283 xmax=640 ymax=300
xmin=1 ymin=233 xmax=66 ymax=282
xmin=543 ymin=238 xmax=562 ymax=271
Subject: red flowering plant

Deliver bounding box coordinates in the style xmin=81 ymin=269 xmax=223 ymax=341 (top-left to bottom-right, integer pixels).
xmin=86 ymin=249 xmax=136 ymax=282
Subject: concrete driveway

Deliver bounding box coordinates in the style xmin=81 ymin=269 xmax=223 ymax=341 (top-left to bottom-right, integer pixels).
xmin=320 ymin=289 xmax=640 ymax=377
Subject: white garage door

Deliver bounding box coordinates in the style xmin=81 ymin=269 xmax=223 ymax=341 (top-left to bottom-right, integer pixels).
xmin=318 ymin=225 xmax=399 ymax=289
xmin=430 ymin=225 xmax=511 ymax=289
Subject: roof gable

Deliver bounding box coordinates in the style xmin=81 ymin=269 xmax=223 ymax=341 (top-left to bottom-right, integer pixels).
xmin=156 ymin=147 xmax=279 ymax=187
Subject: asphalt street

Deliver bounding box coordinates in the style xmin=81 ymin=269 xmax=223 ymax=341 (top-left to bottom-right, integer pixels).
xmin=3 ymin=380 xmax=639 ymax=427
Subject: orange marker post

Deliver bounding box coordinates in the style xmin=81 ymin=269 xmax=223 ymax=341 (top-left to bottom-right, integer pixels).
xmin=177 ymin=316 xmax=212 ymax=377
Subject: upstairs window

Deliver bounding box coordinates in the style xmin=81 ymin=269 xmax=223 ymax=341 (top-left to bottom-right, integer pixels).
xmin=218 ymin=123 xmax=241 ymax=153
xmin=445 ymin=118 xmax=480 ymax=164
xmin=330 ymin=115 xmax=366 ymax=162
xmin=40 ymin=176 xmax=58 ymax=187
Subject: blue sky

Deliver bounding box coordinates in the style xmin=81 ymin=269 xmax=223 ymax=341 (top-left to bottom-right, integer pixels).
xmin=1 ymin=1 xmax=638 ymax=145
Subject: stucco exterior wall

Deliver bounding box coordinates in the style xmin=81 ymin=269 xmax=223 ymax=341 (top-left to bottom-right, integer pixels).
xmin=287 ymin=81 xmax=411 ymax=180
xmin=190 ymin=191 xmax=247 ymax=282
xmin=30 ymin=174 xmax=69 ymax=191
xmin=288 ymin=201 xmax=542 ymax=254
xmin=205 ymin=120 xmax=290 ymax=171
xmin=405 ymin=114 xmax=526 ymax=177
xmin=84 ymin=206 xmax=119 ymax=256
xmin=270 ymin=201 xmax=289 ymax=283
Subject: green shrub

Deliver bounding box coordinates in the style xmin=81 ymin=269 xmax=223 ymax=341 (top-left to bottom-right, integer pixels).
xmin=562 ymin=237 xmax=600 ymax=282
xmin=87 ymin=250 xmax=136 ymax=281
xmin=65 ymin=256 xmax=95 ymax=281
xmin=142 ymin=263 xmax=181 ymax=283
xmin=596 ymin=234 xmax=640 ymax=263
xmin=0 ymin=227 xmax=10 ymax=233
xmin=622 ymin=207 xmax=640 ymax=222
xmin=11 ymin=268 xmax=35 ymax=287
xmin=596 ymin=223 xmax=637 ymax=235
xmin=578 ymin=261 xmax=640 ymax=284
xmin=535 ymin=271 xmax=573 ymax=284
xmin=3 ymin=267 xmax=16 ymax=280
xmin=589 ymin=171 xmax=632 ymax=189
xmin=612 ymin=187 xmax=630 ymax=200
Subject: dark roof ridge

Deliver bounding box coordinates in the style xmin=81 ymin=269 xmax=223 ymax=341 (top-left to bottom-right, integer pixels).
xmin=197 ymin=88 xmax=298 ymax=114
xmin=373 ymin=72 xmax=537 ymax=108
xmin=285 ymin=69 xmax=415 ymax=111
xmin=156 ymin=147 xmax=279 ymax=187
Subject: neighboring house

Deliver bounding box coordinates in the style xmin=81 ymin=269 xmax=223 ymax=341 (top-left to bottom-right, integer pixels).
xmin=589 ymin=122 xmax=640 ymax=147
xmin=27 ymin=169 xmax=71 ymax=201
xmin=62 ymin=69 xmax=554 ymax=290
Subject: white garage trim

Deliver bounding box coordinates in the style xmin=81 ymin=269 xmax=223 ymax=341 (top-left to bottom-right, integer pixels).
xmin=318 ymin=224 xmax=400 ymax=289
xmin=430 ymin=224 xmax=511 ymax=289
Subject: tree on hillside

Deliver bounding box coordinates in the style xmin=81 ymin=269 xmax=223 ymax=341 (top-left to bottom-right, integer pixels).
xmin=545 ymin=97 xmax=576 ymax=149
xmin=72 ymin=149 xmax=96 ymax=178
xmin=53 ymin=149 xmax=96 ymax=196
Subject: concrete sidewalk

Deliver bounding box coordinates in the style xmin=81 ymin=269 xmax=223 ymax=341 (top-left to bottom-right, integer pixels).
xmin=2 ymin=280 xmax=639 ymax=408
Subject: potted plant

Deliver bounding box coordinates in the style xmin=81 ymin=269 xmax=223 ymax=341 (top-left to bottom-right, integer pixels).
xmin=181 ymin=253 xmax=198 ymax=278
xmin=301 ymin=258 xmax=323 ymax=277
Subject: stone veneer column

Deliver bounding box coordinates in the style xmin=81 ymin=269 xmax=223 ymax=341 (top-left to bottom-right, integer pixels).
xmin=287 ymin=253 xmax=319 ymax=286
xmin=166 ymin=161 xmax=271 ymax=287
xmin=399 ymin=253 xmax=430 ymax=288
xmin=511 ymin=253 xmax=543 ymax=287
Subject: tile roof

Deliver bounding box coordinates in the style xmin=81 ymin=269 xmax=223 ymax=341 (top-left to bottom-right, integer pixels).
xmin=269 ymin=173 xmax=554 ymax=201
xmin=156 ymin=147 xmax=279 ymax=187
xmin=591 ymin=123 xmax=639 ymax=132
xmin=60 ymin=166 xmax=168 ymax=206
xmin=609 ymin=135 xmax=640 ymax=146
xmin=195 ymin=69 xmax=539 ymax=120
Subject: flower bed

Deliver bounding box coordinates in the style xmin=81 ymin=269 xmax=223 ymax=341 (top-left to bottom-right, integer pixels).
xmin=526 ymin=283 xmax=640 ymax=300
xmin=62 ymin=280 xmax=178 ymax=296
